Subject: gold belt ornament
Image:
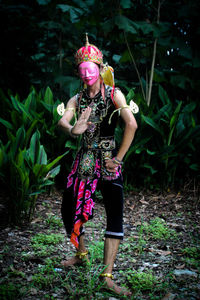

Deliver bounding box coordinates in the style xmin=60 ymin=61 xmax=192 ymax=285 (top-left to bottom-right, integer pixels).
xmin=84 ymin=137 xmax=115 ymax=150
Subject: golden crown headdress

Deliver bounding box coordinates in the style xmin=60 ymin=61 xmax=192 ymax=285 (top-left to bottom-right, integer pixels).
xmin=75 ymin=33 xmax=103 ymax=65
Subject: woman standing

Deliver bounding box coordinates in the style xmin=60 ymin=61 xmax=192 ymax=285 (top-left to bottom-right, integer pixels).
xmin=58 ymin=35 xmax=138 ymax=296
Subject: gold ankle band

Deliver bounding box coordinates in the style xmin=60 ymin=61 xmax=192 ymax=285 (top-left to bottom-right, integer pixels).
xmin=75 ymin=251 xmax=88 ymax=259
xmin=100 ymin=273 xmax=114 ymax=279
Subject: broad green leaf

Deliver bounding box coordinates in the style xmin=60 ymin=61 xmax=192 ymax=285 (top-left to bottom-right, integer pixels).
xmin=11 ymin=111 xmax=20 ymax=129
xmin=40 ymin=179 xmax=54 ymax=186
xmin=169 ymin=102 xmax=182 ymax=129
xmin=11 ymin=127 xmax=26 ymax=159
xmin=126 ymin=88 xmax=135 ymax=102
xmin=24 ymin=120 xmax=38 ymax=147
xmin=0 ymin=118 xmax=13 ymax=130
xmin=16 ymin=150 xmax=25 ymax=167
xmin=41 ymin=101 xmax=53 ymax=113
xmin=23 ymin=173 xmax=30 ymax=192
xmin=146 ymin=149 xmax=156 ymax=155
xmin=29 ymin=131 xmax=41 ymax=164
xmin=7 ymin=130 xmax=15 ymax=143
xmin=45 ymin=151 xmax=69 ymax=173
xmin=153 ymin=69 xmax=166 ymax=83
xmin=101 ymin=19 xmax=115 ymax=34
xmin=37 ymin=0 xmax=51 ymax=5
xmin=115 ymin=15 xmax=137 ymax=34
xmin=24 ymin=90 xmax=36 ymax=112
xmin=170 ymin=75 xmax=188 ymax=90
xmin=158 ymin=85 xmax=170 ymax=105
xmin=57 ymin=4 xmax=83 ymax=23
xmin=37 ymin=145 xmax=47 ymax=165
xmin=120 ymin=0 xmax=132 ymax=8
xmin=112 ymin=54 xmax=121 ymax=63
xmin=120 ymin=50 xmax=131 ymax=63
xmin=143 ymin=164 xmax=157 ymax=174
xmin=182 ymin=102 xmax=196 ymax=113
xmin=135 ymin=21 xmax=157 ymax=35
xmin=124 ymin=136 xmax=152 ymax=161
xmin=33 ymin=164 xmax=47 ymax=178
xmin=57 ymin=4 xmax=71 ymax=12
xmin=45 ymin=165 xmax=60 ymax=179
xmin=11 ymin=96 xmax=32 ymax=119
xmin=142 ymin=115 xmax=163 ymax=135
xmin=44 ymin=87 xmax=54 ymax=105
xmin=65 ymin=140 xmax=78 ymax=150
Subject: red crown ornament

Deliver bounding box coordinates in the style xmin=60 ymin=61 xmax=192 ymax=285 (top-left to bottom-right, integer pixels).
xmin=75 ymin=33 xmax=103 ymax=65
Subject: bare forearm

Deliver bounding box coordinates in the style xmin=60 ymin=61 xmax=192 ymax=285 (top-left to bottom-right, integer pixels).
xmin=116 ymin=121 xmax=137 ymax=161
xmin=57 ymin=106 xmax=92 ymax=136
xmin=58 ymin=119 xmax=73 ymax=135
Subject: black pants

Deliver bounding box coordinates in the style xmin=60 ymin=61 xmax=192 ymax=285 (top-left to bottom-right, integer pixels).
xmin=61 ymin=179 xmax=124 ymax=241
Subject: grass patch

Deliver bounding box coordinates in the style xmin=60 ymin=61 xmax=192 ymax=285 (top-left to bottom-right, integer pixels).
xmin=0 ymin=282 xmax=24 ymax=300
xmin=88 ymin=240 xmax=104 ymax=263
xmin=32 ymin=260 xmax=61 ymax=289
xmin=62 ymin=264 xmax=106 ymax=299
xmin=125 ymin=269 xmax=168 ymax=299
xmin=30 ymin=233 xmax=64 ymax=257
xmin=181 ymin=246 xmax=200 ymax=259
xmin=181 ymin=246 xmax=200 ymax=270
xmin=142 ymin=217 xmax=177 ymax=240
xmin=45 ymin=214 xmax=63 ymax=229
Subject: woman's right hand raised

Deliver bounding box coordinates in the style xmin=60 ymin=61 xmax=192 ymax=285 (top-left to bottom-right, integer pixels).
xmin=71 ymin=106 xmax=92 ymax=135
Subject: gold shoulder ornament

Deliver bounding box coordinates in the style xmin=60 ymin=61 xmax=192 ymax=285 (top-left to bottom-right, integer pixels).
xmin=108 ymin=100 xmax=139 ymax=125
xmin=57 ymin=103 xmax=77 ymax=121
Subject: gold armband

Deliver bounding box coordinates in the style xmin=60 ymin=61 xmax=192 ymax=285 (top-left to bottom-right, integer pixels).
xmin=108 ymin=100 xmax=139 ymax=124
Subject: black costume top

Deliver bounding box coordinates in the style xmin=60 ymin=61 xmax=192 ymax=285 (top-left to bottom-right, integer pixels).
xmin=75 ymin=84 xmax=120 ymax=180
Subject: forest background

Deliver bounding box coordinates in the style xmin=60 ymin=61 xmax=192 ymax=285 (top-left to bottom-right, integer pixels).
xmin=0 ymin=0 xmax=200 ymax=224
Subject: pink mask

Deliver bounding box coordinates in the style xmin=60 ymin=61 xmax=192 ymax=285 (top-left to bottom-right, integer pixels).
xmin=78 ymin=62 xmax=100 ymax=86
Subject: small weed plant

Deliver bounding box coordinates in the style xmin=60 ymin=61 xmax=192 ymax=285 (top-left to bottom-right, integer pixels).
xmin=181 ymin=246 xmax=200 ymax=270
xmin=31 ymin=233 xmax=64 ymax=256
xmin=143 ymin=217 xmax=177 ymax=240
xmin=32 ymin=259 xmax=61 ymax=289
xmin=181 ymin=246 xmax=200 ymax=259
xmin=45 ymin=214 xmax=63 ymax=229
xmin=62 ymin=264 xmax=106 ymax=299
xmin=88 ymin=240 xmax=104 ymax=263
xmin=31 ymin=233 xmax=64 ymax=244
xmin=125 ymin=269 xmax=168 ymax=299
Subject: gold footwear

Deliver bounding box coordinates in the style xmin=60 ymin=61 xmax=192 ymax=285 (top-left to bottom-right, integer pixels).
xmin=100 ymin=273 xmax=114 ymax=279
xmin=75 ymin=250 xmax=88 ymax=260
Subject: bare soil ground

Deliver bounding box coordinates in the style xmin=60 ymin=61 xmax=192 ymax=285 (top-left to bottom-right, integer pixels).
xmin=0 ymin=188 xmax=200 ymax=299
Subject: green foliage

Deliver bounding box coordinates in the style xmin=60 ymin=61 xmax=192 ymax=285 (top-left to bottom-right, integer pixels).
xmin=88 ymin=241 xmax=104 ymax=263
xmin=122 ymin=86 xmax=200 ymax=189
xmin=0 ymin=128 xmax=65 ymax=224
xmin=62 ymin=264 xmax=106 ymax=299
xmin=31 ymin=232 xmax=64 ymax=245
xmin=180 ymin=246 xmax=200 ymax=270
xmin=0 ymin=87 xmax=73 ymax=224
xmin=0 ymin=282 xmax=24 ymax=300
xmin=181 ymin=246 xmax=200 ymax=260
xmin=126 ymin=270 xmax=159 ymax=291
xmin=32 ymin=260 xmax=60 ymax=289
xmin=45 ymin=214 xmax=63 ymax=229
xmin=125 ymin=269 xmax=168 ymax=299
xmin=141 ymin=217 xmax=177 ymax=240
xmin=31 ymin=233 xmax=64 ymax=257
